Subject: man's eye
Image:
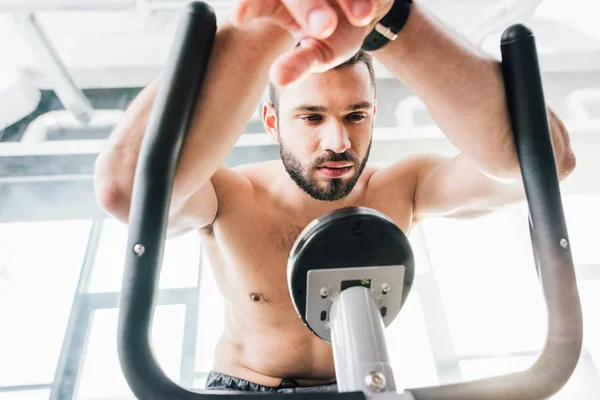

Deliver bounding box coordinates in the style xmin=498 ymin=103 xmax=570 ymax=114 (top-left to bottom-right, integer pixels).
xmin=347 ymin=113 xmax=366 ymax=122
xmin=301 ymin=115 xmax=323 ymax=122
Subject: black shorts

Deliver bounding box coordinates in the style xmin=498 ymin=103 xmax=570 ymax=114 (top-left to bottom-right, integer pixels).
xmin=204 ymin=371 xmax=338 ymax=393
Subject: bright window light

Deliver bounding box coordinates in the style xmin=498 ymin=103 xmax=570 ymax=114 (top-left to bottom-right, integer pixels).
xmin=194 ymin=250 xmax=225 ymax=375
xmin=0 ymin=390 xmax=51 ymax=400
xmin=388 ymin=293 xmax=440 ymax=389
xmin=0 ymin=220 xmax=91 ymax=387
xmin=75 ymin=305 xmax=185 ymax=400
xmin=563 ymin=195 xmax=600 ymax=265
xmin=89 ymin=218 xmax=200 ymax=293
xmin=420 ymin=205 xmax=546 ymax=357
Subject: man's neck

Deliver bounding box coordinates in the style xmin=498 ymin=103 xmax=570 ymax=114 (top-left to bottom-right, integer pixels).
xmin=271 ymin=161 xmax=367 ymax=221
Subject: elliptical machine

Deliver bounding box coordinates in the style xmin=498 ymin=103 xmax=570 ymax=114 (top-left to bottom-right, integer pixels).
xmin=117 ymin=3 xmax=583 ymax=399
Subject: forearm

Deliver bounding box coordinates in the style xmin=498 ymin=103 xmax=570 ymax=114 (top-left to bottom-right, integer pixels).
xmin=95 ymin=21 xmax=295 ymax=204
xmin=172 ymin=21 xmax=294 ymax=198
xmin=372 ymin=2 xmax=574 ymax=179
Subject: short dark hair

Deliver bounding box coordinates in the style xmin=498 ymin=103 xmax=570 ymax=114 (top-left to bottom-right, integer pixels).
xmin=268 ymin=50 xmax=376 ymax=114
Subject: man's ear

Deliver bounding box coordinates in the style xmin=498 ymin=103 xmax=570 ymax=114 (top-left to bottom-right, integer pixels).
xmin=263 ymin=102 xmax=279 ymax=143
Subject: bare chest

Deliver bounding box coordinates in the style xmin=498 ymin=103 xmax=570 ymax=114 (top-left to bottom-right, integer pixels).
xmin=201 ymin=208 xmax=307 ymax=313
xmin=202 ymin=197 xmax=412 ymax=314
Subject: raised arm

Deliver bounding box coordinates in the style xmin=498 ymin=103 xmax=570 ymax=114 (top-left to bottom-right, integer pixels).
xmin=372 ymin=2 xmax=574 ymax=180
xmin=370 ymin=2 xmax=576 ymax=219
xmin=94 ymin=19 xmax=295 ymax=235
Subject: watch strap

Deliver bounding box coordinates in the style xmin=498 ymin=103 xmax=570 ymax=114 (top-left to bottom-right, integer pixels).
xmin=361 ymin=0 xmax=413 ymax=51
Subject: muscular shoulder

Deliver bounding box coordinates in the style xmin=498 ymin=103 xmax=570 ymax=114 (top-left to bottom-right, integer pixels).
xmin=209 ymin=161 xmax=277 ymax=212
xmin=232 ymin=160 xmax=281 ymax=193
xmin=366 ymin=154 xmax=446 ymax=228
xmin=370 ymin=154 xmax=447 ymax=190
xmin=368 ymin=158 xmax=415 ymax=197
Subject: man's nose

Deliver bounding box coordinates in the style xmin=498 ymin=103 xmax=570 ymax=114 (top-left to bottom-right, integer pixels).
xmin=320 ymin=122 xmax=351 ymax=154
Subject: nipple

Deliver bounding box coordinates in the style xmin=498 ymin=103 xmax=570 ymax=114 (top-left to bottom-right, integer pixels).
xmin=250 ymin=292 xmax=261 ymax=302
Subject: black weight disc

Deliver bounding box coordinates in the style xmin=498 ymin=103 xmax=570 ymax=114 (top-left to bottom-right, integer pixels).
xmin=287 ymin=207 xmax=415 ymax=334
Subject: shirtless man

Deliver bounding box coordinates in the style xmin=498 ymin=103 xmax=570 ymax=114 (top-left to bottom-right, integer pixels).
xmin=93 ymin=0 xmax=576 ymax=393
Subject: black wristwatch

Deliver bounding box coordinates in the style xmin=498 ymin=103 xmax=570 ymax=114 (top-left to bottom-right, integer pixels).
xmin=361 ymin=0 xmax=413 ymax=51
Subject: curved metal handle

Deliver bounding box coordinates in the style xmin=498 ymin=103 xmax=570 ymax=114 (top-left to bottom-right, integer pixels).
xmin=407 ymin=24 xmax=583 ymax=400
xmin=117 ymin=3 xmax=217 ymax=399
xmin=117 ymin=4 xmax=368 ymax=400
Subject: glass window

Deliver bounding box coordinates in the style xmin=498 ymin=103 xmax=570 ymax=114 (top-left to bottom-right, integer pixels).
xmin=0 ymin=390 xmax=51 ymax=400
xmin=0 ymin=220 xmax=91 ymax=387
xmin=408 ymin=225 xmax=432 ymax=275
xmin=420 ymin=205 xmax=546 ymax=357
xmin=459 ymin=355 xmax=536 ymax=381
xmin=194 ymin=250 xmax=225 ymax=374
xmin=89 ymin=218 xmax=201 ymax=293
xmin=515 ymin=195 xmax=600 ymax=266
xmin=580 ymin=280 xmax=600 ymax=375
xmin=562 ymin=195 xmax=600 ymax=265
xmin=75 ymin=305 xmax=186 ymax=400
xmin=387 ymin=293 xmax=439 ymax=389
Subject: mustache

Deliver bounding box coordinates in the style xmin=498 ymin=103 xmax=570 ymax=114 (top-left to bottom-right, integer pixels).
xmin=313 ymin=151 xmax=359 ymax=167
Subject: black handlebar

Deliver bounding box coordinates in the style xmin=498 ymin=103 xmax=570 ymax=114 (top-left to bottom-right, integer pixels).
xmin=117 ymin=3 xmax=582 ymax=399
xmin=117 ymin=4 xmax=367 ymax=400
xmin=117 ymin=3 xmax=217 ymax=399
xmin=409 ymin=25 xmax=583 ymax=400
xmin=501 ymin=24 xmax=571 ymax=264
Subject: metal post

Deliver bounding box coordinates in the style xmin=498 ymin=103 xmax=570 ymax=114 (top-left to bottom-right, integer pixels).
xmin=330 ymin=286 xmax=397 ymax=393
xmin=14 ymin=13 xmax=94 ymax=124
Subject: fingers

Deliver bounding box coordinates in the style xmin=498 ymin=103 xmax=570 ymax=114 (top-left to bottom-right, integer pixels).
xmin=336 ymin=0 xmax=376 ymax=27
xmin=236 ymin=0 xmax=339 ymax=39
xmin=235 ymin=0 xmax=376 ymax=30
xmin=234 ymin=0 xmax=375 ymax=40
xmin=269 ymin=38 xmax=336 ymax=87
xmin=234 ymin=0 xmax=279 ymax=24
xmin=280 ymin=0 xmax=339 ymax=39
xmin=234 ymin=0 xmax=301 ymax=34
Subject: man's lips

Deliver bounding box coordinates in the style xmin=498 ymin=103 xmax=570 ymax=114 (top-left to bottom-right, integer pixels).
xmin=320 ymin=162 xmax=353 ymax=168
xmin=317 ymin=165 xmax=353 ymax=178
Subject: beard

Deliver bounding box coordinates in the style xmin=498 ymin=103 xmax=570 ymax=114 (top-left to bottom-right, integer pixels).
xmin=279 ymin=136 xmax=372 ymax=202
